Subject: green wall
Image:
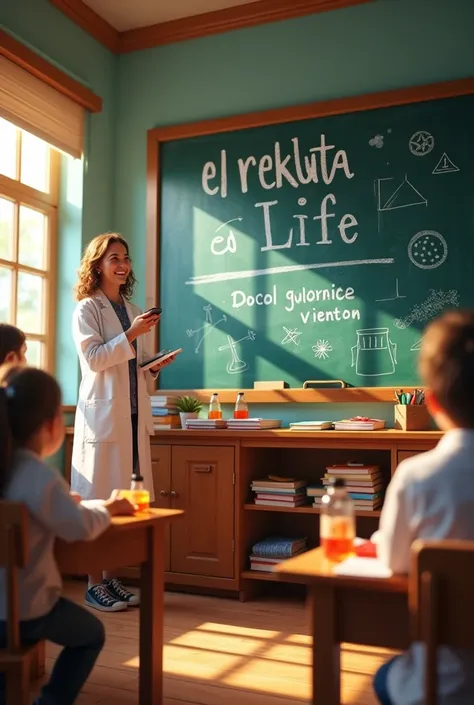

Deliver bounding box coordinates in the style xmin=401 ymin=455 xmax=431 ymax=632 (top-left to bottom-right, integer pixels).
xmin=2 ymin=0 xmax=474 ymax=424
xmin=1 ymin=0 xmax=116 ymax=403
xmin=114 ymin=0 xmax=474 ymax=424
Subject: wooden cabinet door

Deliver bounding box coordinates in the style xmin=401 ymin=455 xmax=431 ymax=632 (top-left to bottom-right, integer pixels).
xmin=150 ymin=444 xmax=172 ymax=572
xmin=170 ymin=446 xmax=235 ymax=578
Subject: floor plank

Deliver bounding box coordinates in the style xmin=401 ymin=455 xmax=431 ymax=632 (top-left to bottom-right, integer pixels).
xmin=33 ymin=581 xmax=396 ymax=704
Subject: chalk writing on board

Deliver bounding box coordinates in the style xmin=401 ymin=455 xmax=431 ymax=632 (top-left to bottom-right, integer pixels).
xmin=230 ymin=283 xmax=362 ymax=325
xmin=410 ymin=338 xmax=423 ymax=352
xmin=432 ymin=153 xmax=459 ymax=175
xmin=376 ymin=278 xmax=406 ymax=302
xmin=211 ymin=218 xmax=241 ymax=256
xmin=409 ymin=131 xmax=434 ymax=156
xmin=408 ymin=231 xmax=448 ymax=270
xmin=186 ymin=304 xmax=227 ymax=353
xmin=218 ymin=331 xmax=256 ymax=374
xmin=351 ymin=328 xmax=397 ymax=377
xmin=185 ymin=257 xmax=394 ymax=286
xmin=281 ymin=327 xmax=302 ymax=347
xmin=312 ymin=339 xmax=333 ymax=360
xmin=394 ymin=289 xmax=460 ymax=330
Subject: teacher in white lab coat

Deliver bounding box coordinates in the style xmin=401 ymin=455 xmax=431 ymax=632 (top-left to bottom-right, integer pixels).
xmin=71 ymin=232 xmax=177 ymax=613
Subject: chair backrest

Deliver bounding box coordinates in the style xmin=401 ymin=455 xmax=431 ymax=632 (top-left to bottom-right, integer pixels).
xmin=0 ymin=502 xmax=28 ymax=651
xmin=409 ymin=539 xmax=474 ymax=705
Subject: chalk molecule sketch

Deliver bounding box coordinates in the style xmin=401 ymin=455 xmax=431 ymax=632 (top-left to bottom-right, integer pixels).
xmin=312 ymin=340 xmax=333 ymax=360
xmin=432 ymin=152 xmax=459 ymax=175
xmin=408 ymin=231 xmax=448 ymax=270
xmin=218 ymin=331 xmax=256 ymax=374
xmin=186 ymin=304 xmax=227 ymax=354
xmin=281 ymin=327 xmax=302 ymax=347
xmin=409 ymin=130 xmax=434 ymax=156
xmin=394 ymin=289 xmax=460 ymax=330
xmin=369 ymin=134 xmax=384 ymax=148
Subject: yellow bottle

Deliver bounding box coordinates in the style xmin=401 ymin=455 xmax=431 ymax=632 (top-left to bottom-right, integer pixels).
xmin=130 ymin=473 xmax=150 ymax=512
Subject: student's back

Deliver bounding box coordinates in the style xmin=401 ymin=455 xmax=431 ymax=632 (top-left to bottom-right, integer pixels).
xmin=375 ymin=310 xmax=474 ymax=705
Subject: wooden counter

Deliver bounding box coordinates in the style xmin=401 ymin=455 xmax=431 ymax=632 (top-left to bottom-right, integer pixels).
xmin=63 ymin=426 xmax=441 ymax=600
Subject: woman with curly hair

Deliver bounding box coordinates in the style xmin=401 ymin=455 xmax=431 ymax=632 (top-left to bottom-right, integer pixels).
xmin=71 ymin=233 xmax=177 ymax=612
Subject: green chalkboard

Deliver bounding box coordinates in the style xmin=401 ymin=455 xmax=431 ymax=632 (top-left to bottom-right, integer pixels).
xmin=156 ymin=87 xmax=474 ymax=389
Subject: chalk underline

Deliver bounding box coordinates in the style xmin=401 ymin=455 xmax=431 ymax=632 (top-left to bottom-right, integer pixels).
xmin=185 ymin=258 xmax=395 ymax=285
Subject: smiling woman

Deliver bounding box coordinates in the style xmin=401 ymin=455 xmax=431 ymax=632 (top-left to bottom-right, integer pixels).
xmin=70 ymin=232 xmax=178 ymax=613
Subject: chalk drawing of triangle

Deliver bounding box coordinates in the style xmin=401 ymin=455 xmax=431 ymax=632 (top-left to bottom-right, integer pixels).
xmin=410 ymin=337 xmax=423 ymax=351
xmin=380 ymin=176 xmax=427 ymax=211
xmin=432 ymin=152 xmax=459 ymax=174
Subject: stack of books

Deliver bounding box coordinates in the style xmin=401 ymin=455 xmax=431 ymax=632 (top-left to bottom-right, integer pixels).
xmin=249 ymin=536 xmax=308 ymax=572
xmin=227 ymin=418 xmax=282 ymax=430
xmin=185 ymin=418 xmax=227 ymax=429
xmin=309 ymin=462 xmax=384 ymax=511
xmin=289 ymin=421 xmax=334 ymax=431
xmin=250 ymin=477 xmax=307 ymax=507
xmin=150 ymin=395 xmax=180 ymax=429
xmin=334 ymin=417 xmax=386 ymax=431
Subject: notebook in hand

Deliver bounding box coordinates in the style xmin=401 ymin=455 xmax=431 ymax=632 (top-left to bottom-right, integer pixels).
xmin=139 ymin=348 xmax=182 ymax=372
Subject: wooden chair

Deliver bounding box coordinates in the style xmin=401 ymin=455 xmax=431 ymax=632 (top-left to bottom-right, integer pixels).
xmin=410 ymin=539 xmax=474 ymax=705
xmin=0 ymin=501 xmax=40 ymax=705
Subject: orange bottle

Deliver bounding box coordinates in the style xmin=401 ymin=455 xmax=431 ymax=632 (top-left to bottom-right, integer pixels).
xmin=234 ymin=392 xmax=249 ymax=419
xmin=320 ymin=478 xmax=355 ymax=562
xmin=208 ymin=393 xmax=222 ymax=419
xmin=130 ymin=473 xmax=150 ymax=512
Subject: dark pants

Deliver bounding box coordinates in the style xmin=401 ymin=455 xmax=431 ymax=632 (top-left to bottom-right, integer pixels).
xmin=0 ymin=597 xmax=105 ymax=705
xmin=373 ymin=656 xmax=398 ymax=705
xmin=131 ymin=412 xmax=138 ymax=472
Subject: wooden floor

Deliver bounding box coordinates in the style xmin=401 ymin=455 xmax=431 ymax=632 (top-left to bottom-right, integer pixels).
xmin=35 ymin=581 xmax=396 ymax=705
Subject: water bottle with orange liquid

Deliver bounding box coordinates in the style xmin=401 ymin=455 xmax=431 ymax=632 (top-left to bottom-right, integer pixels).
xmin=320 ymin=478 xmax=355 ymax=562
xmin=129 ymin=473 xmax=150 ymax=512
xmin=234 ymin=392 xmax=249 ymax=419
xmin=208 ymin=393 xmax=222 ymax=419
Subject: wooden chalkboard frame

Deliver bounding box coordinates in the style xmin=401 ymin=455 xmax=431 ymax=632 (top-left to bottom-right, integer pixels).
xmin=146 ymin=76 xmax=474 ymax=403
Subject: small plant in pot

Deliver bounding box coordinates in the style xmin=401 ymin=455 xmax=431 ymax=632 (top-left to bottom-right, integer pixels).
xmin=176 ymin=396 xmax=202 ymax=428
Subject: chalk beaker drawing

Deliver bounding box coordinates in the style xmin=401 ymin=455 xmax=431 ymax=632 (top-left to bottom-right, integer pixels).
xmin=351 ymin=328 xmax=397 ymax=376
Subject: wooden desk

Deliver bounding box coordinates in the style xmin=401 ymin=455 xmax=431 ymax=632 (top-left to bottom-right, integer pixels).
xmin=276 ymin=548 xmax=409 ymax=705
xmin=38 ymin=509 xmax=183 ymax=705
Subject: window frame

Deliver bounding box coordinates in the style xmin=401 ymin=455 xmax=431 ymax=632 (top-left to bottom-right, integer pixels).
xmin=0 ymin=127 xmax=59 ymax=372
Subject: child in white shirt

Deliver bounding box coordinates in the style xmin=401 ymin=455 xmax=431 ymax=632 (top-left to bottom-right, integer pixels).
xmin=0 ymin=364 xmax=135 ymax=705
xmin=374 ymin=310 xmax=474 ymax=705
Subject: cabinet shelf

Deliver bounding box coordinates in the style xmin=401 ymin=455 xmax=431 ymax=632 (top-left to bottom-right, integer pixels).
xmin=241 ymin=570 xmax=281 ymax=582
xmin=243 ymin=503 xmax=381 ymax=518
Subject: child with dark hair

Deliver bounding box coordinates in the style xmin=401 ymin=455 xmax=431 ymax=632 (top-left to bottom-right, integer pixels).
xmin=0 ymin=364 xmax=135 ymax=705
xmin=0 ymin=324 xmax=26 ymax=365
xmin=374 ymin=309 xmax=474 ymax=705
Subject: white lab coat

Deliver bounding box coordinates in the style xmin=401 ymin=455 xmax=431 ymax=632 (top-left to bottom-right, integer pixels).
xmin=71 ymin=290 xmax=155 ymax=501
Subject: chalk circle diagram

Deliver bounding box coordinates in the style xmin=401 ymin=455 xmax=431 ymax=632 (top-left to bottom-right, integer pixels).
xmin=409 ymin=130 xmax=434 ymax=156
xmin=408 ymin=230 xmax=448 ymax=270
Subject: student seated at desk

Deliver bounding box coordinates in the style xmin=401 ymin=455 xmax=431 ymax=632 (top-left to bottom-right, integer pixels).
xmin=374 ymin=310 xmax=474 ymax=705
xmin=0 ymin=364 xmax=136 ymax=705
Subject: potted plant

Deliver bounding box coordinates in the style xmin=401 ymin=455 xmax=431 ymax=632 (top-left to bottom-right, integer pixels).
xmin=176 ymin=395 xmax=202 ymax=428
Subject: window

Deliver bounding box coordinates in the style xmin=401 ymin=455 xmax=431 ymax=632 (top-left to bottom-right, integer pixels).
xmin=0 ymin=117 xmax=59 ymax=370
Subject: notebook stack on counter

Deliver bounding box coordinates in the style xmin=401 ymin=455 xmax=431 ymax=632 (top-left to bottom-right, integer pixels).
xmin=289 ymin=421 xmax=334 ymax=431
xmin=226 ymin=418 xmax=281 ymax=430
xmin=185 ymin=418 xmax=227 ymax=429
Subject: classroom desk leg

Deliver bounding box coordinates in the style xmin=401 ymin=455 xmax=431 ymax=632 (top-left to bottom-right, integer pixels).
xmin=140 ymin=523 xmax=165 ymax=705
xmin=309 ymin=585 xmax=340 ymax=705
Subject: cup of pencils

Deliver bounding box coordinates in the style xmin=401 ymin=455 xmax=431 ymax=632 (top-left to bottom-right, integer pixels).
xmin=394 ymin=389 xmax=430 ymax=431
